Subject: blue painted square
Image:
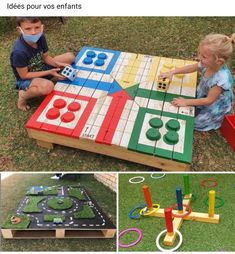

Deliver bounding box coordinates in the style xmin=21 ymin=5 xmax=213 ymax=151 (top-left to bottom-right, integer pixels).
xmin=75 ymin=46 xmax=121 ymax=74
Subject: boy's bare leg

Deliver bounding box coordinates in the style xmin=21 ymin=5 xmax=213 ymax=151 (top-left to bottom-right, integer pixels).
xmin=17 ymin=53 xmax=74 ymax=111
xmin=18 ymin=90 xmax=31 ymax=111
xmin=18 ymin=78 xmax=54 ymax=111
xmin=53 ymin=52 xmax=75 ymax=65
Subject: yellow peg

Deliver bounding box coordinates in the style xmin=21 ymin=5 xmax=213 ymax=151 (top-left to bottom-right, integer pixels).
xmin=208 ymin=190 xmax=215 ymax=217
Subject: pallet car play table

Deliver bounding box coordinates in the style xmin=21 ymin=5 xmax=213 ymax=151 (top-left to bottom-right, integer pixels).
xmin=1 ymin=185 xmax=116 ymax=239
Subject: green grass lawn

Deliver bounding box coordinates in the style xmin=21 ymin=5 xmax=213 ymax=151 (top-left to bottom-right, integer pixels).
xmin=0 ymin=17 xmax=235 ymax=171
xmin=43 ymin=214 xmax=65 ymax=222
xmin=42 ymin=186 xmax=58 ymax=195
xmin=119 ymin=173 xmax=235 ymax=251
xmin=0 ymin=173 xmax=116 ymax=251
xmin=23 ymin=196 xmax=46 ymax=213
xmin=47 ymin=197 xmax=73 ymax=210
xmin=1 ymin=214 xmax=30 ymax=229
xmin=74 ymin=205 xmax=96 ymax=219
xmin=68 ymin=186 xmax=86 ymax=200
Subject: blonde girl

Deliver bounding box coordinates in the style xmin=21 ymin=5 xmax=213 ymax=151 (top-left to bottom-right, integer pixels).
xmin=160 ymin=33 xmax=235 ymax=131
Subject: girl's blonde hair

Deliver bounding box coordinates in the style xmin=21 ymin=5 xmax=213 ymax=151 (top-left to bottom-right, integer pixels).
xmin=199 ymin=33 xmax=235 ymax=60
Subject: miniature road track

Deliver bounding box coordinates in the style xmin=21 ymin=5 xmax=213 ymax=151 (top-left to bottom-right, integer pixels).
xmin=14 ymin=186 xmax=109 ymax=229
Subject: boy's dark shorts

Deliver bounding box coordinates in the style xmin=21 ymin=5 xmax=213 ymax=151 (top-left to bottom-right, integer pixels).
xmin=16 ymin=64 xmax=54 ymax=91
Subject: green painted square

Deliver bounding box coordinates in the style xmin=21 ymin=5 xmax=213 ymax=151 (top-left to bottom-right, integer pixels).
xmin=128 ymin=107 xmax=193 ymax=163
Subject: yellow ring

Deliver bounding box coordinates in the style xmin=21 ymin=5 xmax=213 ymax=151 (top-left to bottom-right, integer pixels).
xmin=139 ymin=204 xmax=160 ymax=216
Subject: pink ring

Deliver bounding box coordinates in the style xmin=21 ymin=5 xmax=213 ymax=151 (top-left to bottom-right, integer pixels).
xmin=119 ymin=228 xmax=143 ymax=248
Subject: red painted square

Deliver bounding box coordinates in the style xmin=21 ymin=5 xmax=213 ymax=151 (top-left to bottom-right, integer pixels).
xmin=25 ymin=90 xmax=97 ymax=138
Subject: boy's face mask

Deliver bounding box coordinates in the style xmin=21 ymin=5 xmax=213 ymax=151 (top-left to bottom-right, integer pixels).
xmin=19 ymin=25 xmax=43 ymax=43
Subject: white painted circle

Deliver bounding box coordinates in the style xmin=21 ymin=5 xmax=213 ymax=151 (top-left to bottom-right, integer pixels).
xmin=129 ymin=176 xmax=145 ymax=184
xmin=156 ymin=229 xmax=183 ymax=252
xmin=151 ymin=173 xmax=166 ymax=179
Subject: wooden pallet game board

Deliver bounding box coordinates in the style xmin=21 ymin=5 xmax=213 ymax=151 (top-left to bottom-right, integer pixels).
xmin=25 ymin=47 xmax=197 ymax=171
xmin=1 ymin=185 xmax=116 ymax=239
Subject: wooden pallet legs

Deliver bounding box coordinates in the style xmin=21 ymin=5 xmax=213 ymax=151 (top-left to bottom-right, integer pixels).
xmin=27 ymin=129 xmax=190 ymax=171
xmin=1 ymin=228 xmax=116 ymax=239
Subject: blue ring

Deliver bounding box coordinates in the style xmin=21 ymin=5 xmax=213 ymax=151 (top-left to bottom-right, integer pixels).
xmin=128 ymin=204 xmax=147 ymax=219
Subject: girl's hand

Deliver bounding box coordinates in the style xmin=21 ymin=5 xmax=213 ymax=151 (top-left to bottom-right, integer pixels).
xmin=158 ymin=70 xmax=174 ymax=82
xmin=171 ymin=97 xmax=188 ymax=107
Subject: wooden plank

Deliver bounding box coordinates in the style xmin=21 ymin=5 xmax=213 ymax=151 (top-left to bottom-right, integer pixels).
xmin=102 ymin=229 xmax=116 ymax=238
xmin=1 ymin=229 xmax=14 ymax=238
xmin=150 ymin=209 xmax=219 ymax=223
xmin=36 ymin=140 xmax=54 ymax=149
xmin=1 ymin=228 xmax=116 ymax=239
xmin=164 ymin=217 xmax=183 ymax=246
xmin=56 ymin=229 xmax=65 ymax=238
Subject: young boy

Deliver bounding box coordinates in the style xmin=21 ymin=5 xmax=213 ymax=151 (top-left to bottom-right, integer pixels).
xmin=10 ymin=17 xmax=75 ymax=111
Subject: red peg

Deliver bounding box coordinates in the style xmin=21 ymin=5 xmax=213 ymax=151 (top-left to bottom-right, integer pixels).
xmin=142 ymin=185 xmax=153 ymax=210
xmin=164 ymin=208 xmax=173 ymax=234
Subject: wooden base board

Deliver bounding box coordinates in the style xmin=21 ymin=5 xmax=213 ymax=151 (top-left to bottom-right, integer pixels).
xmin=164 ymin=217 xmax=183 ymax=246
xmin=1 ymin=228 xmax=116 ymax=239
xmin=26 ymin=128 xmax=190 ymax=171
xmin=151 ymin=208 xmax=220 ymax=224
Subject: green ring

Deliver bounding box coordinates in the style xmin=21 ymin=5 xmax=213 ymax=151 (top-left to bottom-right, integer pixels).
xmin=203 ymin=196 xmax=224 ymax=208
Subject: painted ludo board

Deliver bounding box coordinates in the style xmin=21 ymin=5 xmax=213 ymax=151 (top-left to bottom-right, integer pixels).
xmin=25 ymin=46 xmax=197 ymax=170
xmin=1 ymin=185 xmax=116 ymax=239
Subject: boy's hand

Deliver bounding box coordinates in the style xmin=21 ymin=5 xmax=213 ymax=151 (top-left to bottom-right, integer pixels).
xmin=49 ymin=68 xmax=66 ymax=80
xmin=55 ymin=61 xmax=70 ymax=69
xmin=171 ymin=97 xmax=188 ymax=107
